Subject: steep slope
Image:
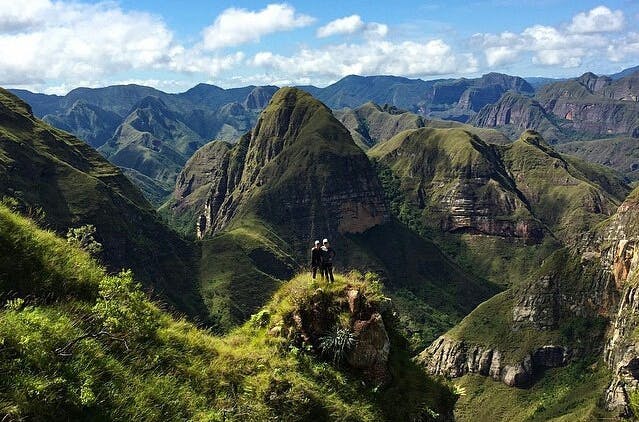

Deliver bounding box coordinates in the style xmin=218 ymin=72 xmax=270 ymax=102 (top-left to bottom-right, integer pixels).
xmin=418 ymin=188 xmax=639 ymax=420
xmin=369 ymin=129 xmax=629 ymax=287
xmin=165 ymin=88 xmax=499 ymax=347
xmin=42 ymin=100 xmax=121 ymax=148
xmin=557 ymin=137 xmax=639 ymax=181
xmin=0 ymin=87 xmax=205 ymax=317
xmin=308 ymin=73 xmax=533 ymax=122
xmin=0 ymin=203 xmax=457 ymax=421
xmin=470 ymin=92 xmax=565 ymax=142
xmin=335 ymin=102 xmax=510 ymax=150
xmin=473 ymin=70 xmax=639 ymax=142
xmin=11 ymin=85 xmax=277 ymax=205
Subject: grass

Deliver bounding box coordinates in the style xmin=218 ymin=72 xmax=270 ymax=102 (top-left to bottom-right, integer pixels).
xmin=453 ymin=360 xmax=613 ymax=421
xmin=0 ymin=204 xmax=457 ymax=421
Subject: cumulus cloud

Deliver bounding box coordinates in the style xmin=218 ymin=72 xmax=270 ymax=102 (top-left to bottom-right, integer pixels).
xmin=567 ymin=5 xmax=624 ymax=34
xmin=252 ymin=39 xmax=477 ymax=80
xmin=316 ymin=15 xmax=388 ymax=38
xmin=0 ymin=0 xmax=251 ymax=90
xmin=201 ymin=4 xmax=313 ymax=50
xmin=473 ymin=6 xmax=627 ymax=69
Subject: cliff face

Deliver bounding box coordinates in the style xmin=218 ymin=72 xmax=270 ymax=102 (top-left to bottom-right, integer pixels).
xmin=168 ymin=87 xmax=390 ymax=248
xmin=472 ymin=70 xmax=639 ymax=141
xmin=420 ymin=187 xmax=639 ymax=416
xmin=369 ymin=129 xmax=627 ymax=243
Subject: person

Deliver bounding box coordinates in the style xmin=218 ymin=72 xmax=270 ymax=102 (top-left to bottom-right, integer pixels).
xmin=310 ymin=240 xmax=322 ymax=279
xmin=321 ymin=238 xmax=336 ymax=283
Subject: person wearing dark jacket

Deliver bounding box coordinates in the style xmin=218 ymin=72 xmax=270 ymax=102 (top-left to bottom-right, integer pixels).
xmin=310 ymin=240 xmax=322 ymax=279
xmin=320 ymin=238 xmax=336 ymax=283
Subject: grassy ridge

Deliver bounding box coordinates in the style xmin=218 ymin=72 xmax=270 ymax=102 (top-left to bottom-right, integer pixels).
xmin=0 ymin=204 xmax=456 ymax=421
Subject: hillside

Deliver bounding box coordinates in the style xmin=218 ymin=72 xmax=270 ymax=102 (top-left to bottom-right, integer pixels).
xmin=11 ymin=85 xmax=278 ymax=205
xmin=369 ymin=128 xmax=630 ymax=286
xmin=556 ymin=137 xmax=639 ymax=182
xmin=335 ymin=102 xmax=509 ymax=150
xmin=474 ymin=69 xmax=639 ymax=142
xmin=0 ymin=88 xmax=206 ymax=318
xmin=0 ymin=202 xmax=457 ymax=421
xmin=164 ymin=88 xmax=499 ymax=348
xmin=417 ymin=187 xmax=639 ymax=420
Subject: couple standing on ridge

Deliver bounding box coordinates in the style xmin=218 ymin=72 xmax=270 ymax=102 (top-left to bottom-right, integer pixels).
xmin=310 ymin=239 xmax=336 ymax=282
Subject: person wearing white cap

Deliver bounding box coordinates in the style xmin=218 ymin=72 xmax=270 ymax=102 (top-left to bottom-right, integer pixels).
xmin=320 ymin=238 xmax=336 ymax=282
xmin=310 ymin=240 xmax=322 ymax=279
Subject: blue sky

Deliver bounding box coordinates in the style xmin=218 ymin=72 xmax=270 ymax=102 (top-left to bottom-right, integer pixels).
xmin=1 ymin=0 xmax=638 ymax=93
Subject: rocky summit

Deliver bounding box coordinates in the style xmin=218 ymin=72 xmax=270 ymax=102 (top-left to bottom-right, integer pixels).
xmin=168 ymin=87 xmax=389 ymax=245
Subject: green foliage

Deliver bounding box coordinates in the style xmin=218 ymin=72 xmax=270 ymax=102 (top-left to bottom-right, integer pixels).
xmin=93 ymin=270 xmax=159 ymax=340
xmin=66 ymin=224 xmax=103 ymax=257
xmin=453 ymin=360 xmax=614 ymax=421
xmin=319 ymin=324 xmax=357 ymax=365
xmin=0 ymin=204 xmax=456 ymax=421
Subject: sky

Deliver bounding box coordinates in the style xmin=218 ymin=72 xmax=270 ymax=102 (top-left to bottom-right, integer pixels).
xmin=1 ymin=0 xmax=639 ymax=94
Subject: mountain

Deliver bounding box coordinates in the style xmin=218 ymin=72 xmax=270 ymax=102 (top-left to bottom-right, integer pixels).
xmin=0 ymin=201 xmax=457 ymax=420
xmin=10 ymin=85 xmax=278 ymax=205
xmin=470 ymin=92 xmax=565 ymax=142
xmin=335 ymin=101 xmax=510 ymax=150
xmin=557 ymin=137 xmax=639 ymax=182
xmin=417 ymin=185 xmax=639 ymax=420
xmin=164 ymin=87 xmax=499 ymax=348
xmin=369 ymin=129 xmax=630 ymax=287
xmin=0 ymin=87 xmax=206 ymax=317
xmin=474 ymin=69 xmax=639 ymax=142
xmin=307 ymin=73 xmax=534 ymax=123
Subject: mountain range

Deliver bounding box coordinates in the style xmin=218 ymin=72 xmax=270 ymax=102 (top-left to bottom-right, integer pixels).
xmin=2 ymin=65 xmax=639 ymax=420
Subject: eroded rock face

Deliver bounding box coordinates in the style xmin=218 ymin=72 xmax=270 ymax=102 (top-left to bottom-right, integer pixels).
xmin=346 ymin=313 xmax=391 ymax=383
xmin=169 ymin=87 xmax=390 ymax=247
xmin=418 ymin=336 xmax=569 ymax=388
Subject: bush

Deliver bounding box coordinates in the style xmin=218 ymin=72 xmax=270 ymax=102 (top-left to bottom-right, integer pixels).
xmin=66 ymin=224 xmax=102 ymax=257
xmin=319 ymin=324 xmax=357 ymax=365
xmin=92 ymin=270 xmax=158 ymax=341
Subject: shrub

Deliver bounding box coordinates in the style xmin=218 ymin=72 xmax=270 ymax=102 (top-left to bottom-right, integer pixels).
xmin=66 ymin=224 xmax=102 ymax=257
xmin=319 ymin=324 xmax=357 ymax=365
xmin=92 ymin=270 xmax=158 ymax=341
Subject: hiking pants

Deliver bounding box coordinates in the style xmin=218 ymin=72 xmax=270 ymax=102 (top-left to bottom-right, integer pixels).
xmin=322 ymin=264 xmax=334 ymax=282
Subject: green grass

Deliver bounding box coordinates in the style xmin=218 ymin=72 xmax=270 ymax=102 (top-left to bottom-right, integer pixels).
xmin=453 ymin=360 xmax=613 ymax=421
xmin=0 ymin=203 xmax=457 ymax=421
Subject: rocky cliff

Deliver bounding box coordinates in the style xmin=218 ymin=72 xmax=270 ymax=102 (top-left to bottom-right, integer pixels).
xmin=420 ymin=187 xmax=639 ymax=417
xmin=369 ymin=129 xmax=627 ymax=243
xmin=473 ymin=70 xmax=639 ymax=141
xmin=168 ymin=87 xmax=390 ymax=247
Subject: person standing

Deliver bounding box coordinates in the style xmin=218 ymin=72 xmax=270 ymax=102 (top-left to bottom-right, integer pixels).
xmin=310 ymin=240 xmax=322 ymax=279
xmin=321 ymin=238 xmax=336 ymax=283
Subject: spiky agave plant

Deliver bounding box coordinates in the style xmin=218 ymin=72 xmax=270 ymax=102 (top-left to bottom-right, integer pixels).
xmin=319 ymin=324 xmax=357 ymax=365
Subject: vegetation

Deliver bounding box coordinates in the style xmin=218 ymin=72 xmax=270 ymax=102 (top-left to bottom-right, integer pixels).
xmin=0 ymin=203 xmax=457 ymax=421
xmin=453 ymin=360 xmax=613 ymax=421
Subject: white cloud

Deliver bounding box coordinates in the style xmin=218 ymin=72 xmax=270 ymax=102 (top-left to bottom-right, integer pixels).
xmin=317 ymin=15 xmax=388 ymax=39
xmin=201 ymin=4 xmax=313 ymax=50
xmin=252 ymin=39 xmax=476 ymax=80
xmin=472 ymin=6 xmax=624 ymax=69
xmin=0 ymin=0 xmax=250 ymax=90
xmin=567 ymin=5 xmax=624 ymax=34
xmin=317 ymin=15 xmax=364 ymax=38
xmin=0 ymin=1 xmax=175 ymax=85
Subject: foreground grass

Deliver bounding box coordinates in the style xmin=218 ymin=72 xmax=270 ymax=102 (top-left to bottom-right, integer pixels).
xmin=0 ymin=204 xmax=455 ymax=421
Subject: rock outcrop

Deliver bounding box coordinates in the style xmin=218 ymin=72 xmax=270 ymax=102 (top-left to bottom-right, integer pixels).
xmin=419 ymin=336 xmax=570 ymax=388
xmin=283 ymin=284 xmax=392 ymax=385
xmin=473 ymin=70 xmax=639 ymax=141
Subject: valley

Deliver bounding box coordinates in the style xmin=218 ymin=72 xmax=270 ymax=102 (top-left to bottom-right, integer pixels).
xmin=2 ymin=63 xmax=639 ymax=421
